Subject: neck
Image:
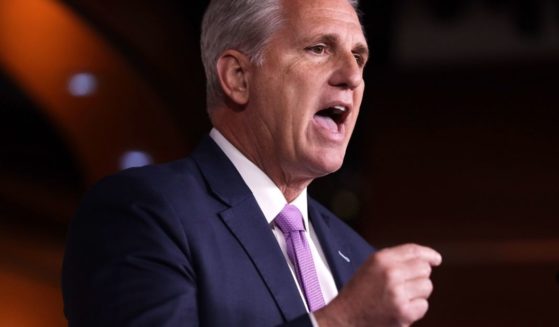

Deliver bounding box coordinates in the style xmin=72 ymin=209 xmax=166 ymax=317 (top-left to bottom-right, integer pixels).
xmin=212 ymin=115 xmax=313 ymax=202
xmin=278 ymin=183 xmax=310 ymax=203
xmin=222 ymin=125 xmax=313 ymax=202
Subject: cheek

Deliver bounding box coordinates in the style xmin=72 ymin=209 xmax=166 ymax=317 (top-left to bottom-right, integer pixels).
xmin=351 ymin=89 xmax=365 ymax=118
xmin=281 ymin=78 xmax=316 ymax=120
xmin=354 ymin=82 xmax=365 ymax=101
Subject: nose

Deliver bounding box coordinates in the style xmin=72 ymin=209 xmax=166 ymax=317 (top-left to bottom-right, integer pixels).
xmin=328 ymin=52 xmax=363 ymax=90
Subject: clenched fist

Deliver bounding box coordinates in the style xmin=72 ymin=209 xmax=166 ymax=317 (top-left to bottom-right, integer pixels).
xmin=315 ymin=244 xmax=442 ymax=327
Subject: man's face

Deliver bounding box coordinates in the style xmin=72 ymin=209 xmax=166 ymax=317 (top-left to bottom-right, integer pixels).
xmin=246 ymin=0 xmax=368 ymax=182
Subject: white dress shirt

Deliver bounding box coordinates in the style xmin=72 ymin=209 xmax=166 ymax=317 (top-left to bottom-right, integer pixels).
xmin=210 ymin=129 xmax=337 ymax=323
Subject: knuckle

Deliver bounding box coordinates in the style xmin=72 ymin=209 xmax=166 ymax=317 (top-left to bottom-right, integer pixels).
xmin=383 ymin=266 xmax=401 ymax=284
xmin=404 ymin=243 xmax=421 ymax=255
xmin=390 ymin=283 xmax=405 ymax=300
xmin=426 ymin=279 xmax=433 ymax=291
xmin=415 ymin=299 xmax=429 ymax=319
xmin=394 ymin=301 xmax=411 ymax=321
xmin=402 ymin=300 xmax=429 ymax=323
xmin=419 ymin=261 xmax=432 ymax=276
xmin=425 ymin=279 xmax=434 ymax=296
xmin=409 ymin=259 xmax=431 ymax=278
xmin=373 ymin=250 xmax=389 ymax=265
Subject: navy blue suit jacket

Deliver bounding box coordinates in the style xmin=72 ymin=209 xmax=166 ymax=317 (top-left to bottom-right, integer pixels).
xmin=62 ymin=136 xmax=374 ymax=326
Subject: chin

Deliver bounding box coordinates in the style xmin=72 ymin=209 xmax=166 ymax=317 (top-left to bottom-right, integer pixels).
xmin=306 ymin=154 xmax=345 ymax=178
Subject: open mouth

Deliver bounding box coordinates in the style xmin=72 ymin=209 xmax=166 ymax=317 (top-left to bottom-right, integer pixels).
xmin=316 ymin=105 xmax=348 ymax=125
xmin=314 ymin=105 xmax=349 ymax=130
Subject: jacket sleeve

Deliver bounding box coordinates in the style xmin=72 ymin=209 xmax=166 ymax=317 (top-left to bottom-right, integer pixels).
xmin=62 ymin=173 xmax=197 ymax=327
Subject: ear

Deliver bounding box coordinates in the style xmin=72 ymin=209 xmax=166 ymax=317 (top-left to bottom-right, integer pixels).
xmin=216 ymin=50 xmax=251 ymax=106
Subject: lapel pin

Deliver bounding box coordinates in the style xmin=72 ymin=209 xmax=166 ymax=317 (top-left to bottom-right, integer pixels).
xmin=338 ymin=250 xmax=350 ymax=263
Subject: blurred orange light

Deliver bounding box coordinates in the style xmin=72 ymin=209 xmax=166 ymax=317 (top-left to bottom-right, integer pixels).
xmin=0 ymin=0 xmax=187 ymax=184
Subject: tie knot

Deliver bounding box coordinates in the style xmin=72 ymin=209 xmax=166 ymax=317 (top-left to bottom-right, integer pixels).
xmin=275 ymin=204 xmax=305 ymax=234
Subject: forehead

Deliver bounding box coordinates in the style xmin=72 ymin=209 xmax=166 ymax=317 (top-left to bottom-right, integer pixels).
xmin=280 ymin=0 xmax=366 ymax=44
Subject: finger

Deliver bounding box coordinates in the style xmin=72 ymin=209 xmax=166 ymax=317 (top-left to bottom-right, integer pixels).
xmin=400 ymin=298 xmax=429 ymax=324
xmin=405 ymin=277 xmax=434 ymax=300
xmin=398 ymin=258 xmax=433 ymax=280
xmin=384 ymin=244 xmax=442 ymax=266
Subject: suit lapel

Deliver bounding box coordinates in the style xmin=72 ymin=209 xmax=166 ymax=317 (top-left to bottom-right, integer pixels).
xmin=219 ymin=202 xmax=307 ymax=320
xmin=308 ymin=200 xmax=356 ymax=289
xmin=191 ymin=136 xmax=307 ymax=321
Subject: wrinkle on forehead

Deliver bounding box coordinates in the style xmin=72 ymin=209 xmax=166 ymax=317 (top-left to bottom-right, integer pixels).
xmin=280 ymin=0 xmax=367 ymax=46
xmin=282 ymin=0 xmax=361 ymax=23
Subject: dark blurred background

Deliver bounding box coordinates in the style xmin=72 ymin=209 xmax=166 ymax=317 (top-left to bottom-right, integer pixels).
xmin=1 ymin=0 xmax=558 ymax=325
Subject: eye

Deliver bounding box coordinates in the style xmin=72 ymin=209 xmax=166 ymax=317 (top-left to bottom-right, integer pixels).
xmin=354 ymin=51 xmax=370 ymax=68
xmin=353 ymin=53 xmax=364 ymax=66
xmin=306 ymin=44 xmax=327 ymax=55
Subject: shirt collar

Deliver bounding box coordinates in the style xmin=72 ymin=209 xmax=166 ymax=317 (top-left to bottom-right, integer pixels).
xmin=210 ymin=128 xmax=309 ymax=228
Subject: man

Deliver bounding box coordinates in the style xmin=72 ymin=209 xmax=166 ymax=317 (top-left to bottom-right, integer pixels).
xmin=62 ymin=0 xmax=442 ymax=326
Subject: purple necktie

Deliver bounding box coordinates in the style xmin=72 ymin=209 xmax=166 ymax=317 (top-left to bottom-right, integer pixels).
xmin=275 ymin=204 xmax=325 ymax=312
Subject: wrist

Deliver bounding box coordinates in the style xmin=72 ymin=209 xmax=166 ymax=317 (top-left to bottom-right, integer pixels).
xmin=314 ymin=299 xmax=351 ymax=327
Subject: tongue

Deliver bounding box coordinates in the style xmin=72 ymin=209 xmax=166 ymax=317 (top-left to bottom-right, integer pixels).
xmin=314 ymin=114 xmax=338 ymax=132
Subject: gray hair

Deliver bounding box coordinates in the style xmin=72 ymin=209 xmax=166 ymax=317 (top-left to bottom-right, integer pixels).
xmin=200 ymin=0 xmax=360 ymax=109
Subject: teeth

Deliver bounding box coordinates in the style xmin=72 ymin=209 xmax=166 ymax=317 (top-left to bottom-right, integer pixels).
xmin=332 ymin=105 xmax=346 ymax=112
